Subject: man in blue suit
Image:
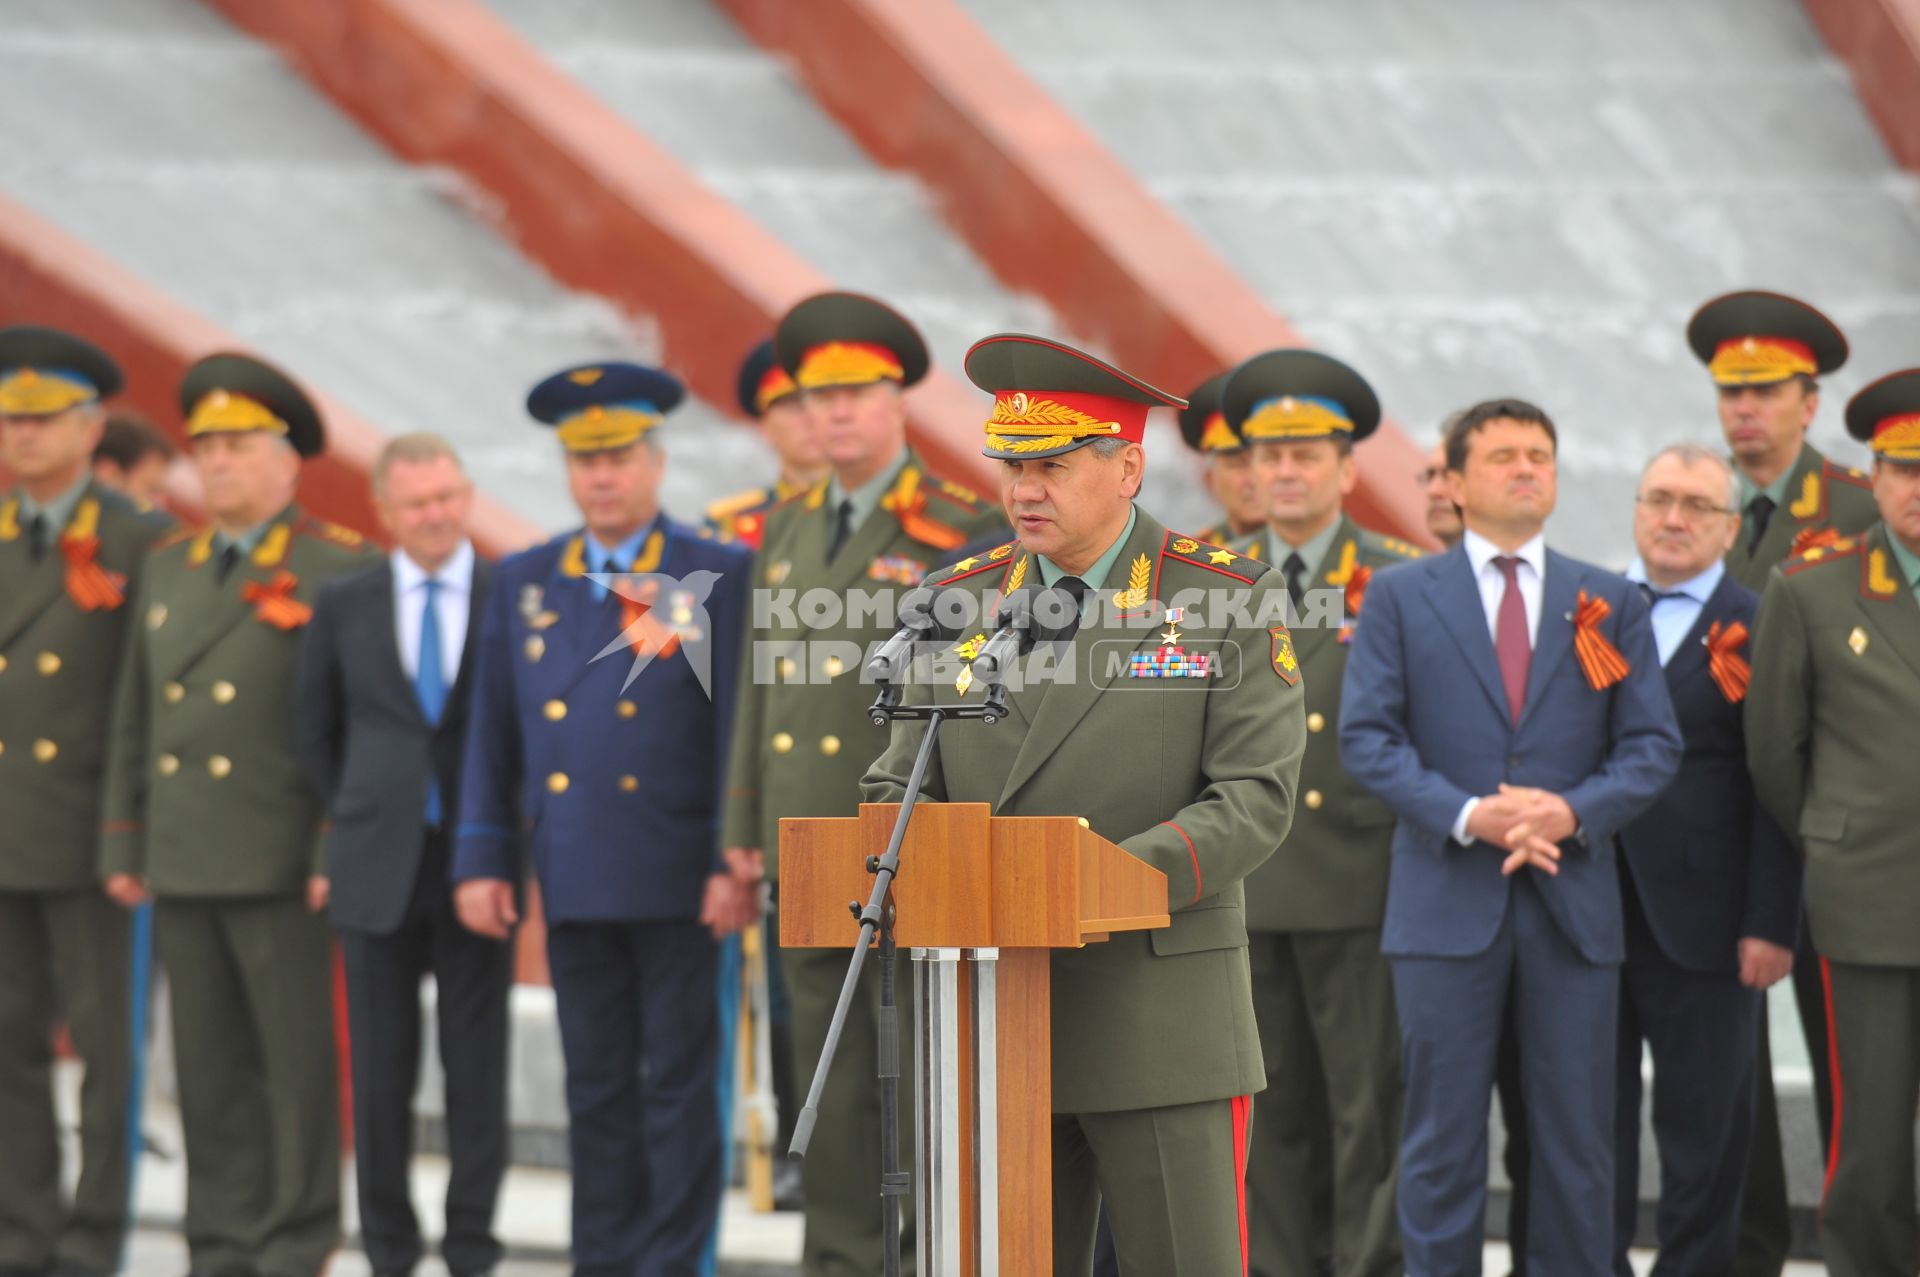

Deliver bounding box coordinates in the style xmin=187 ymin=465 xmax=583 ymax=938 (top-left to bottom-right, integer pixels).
xmin=1340 ymin=399 xmax=1682 ymax=1277
xmin=452 ymin=362 xmax=758 ymax=1277
xmin=1612 ymin=444 xmax=1800 ymax=1275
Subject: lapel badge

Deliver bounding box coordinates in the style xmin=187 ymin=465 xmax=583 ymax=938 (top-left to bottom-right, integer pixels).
xmin=1848 ymin=626 xmax=1869 ymax=656
xmin=529 ymin=610 xmax=561 ymax=631
xmin=147 ymin=602 xmax=168 ymax=631
xmin=519 ymin=583 xmax=544 ymax=620
xmin=525 ymin=634 xmax=546 ymax=663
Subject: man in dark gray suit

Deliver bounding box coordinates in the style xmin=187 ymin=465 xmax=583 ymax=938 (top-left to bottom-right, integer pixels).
xmin=296 ymin=434 xmax=510 ymax=1277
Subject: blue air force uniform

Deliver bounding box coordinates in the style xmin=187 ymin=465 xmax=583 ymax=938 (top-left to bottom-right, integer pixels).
xmin=452 ymin=363 xmax=750 ymax=1277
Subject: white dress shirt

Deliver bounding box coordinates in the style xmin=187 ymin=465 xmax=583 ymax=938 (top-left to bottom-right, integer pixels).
xmin=393 ymin=540 xmax=474 ymax=682
xmin=1624 ymin=557 xmax=1722 ymax=667
xmin=1453 ymin=529 xmax=1549 ymax=844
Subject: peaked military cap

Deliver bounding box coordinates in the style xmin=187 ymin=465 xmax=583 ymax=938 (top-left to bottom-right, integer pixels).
xmin=774 ymin=291 xmax=929 ymax=392
xmin=527 ymin=361 xmax=684 ymax=453
xmin=179 ymin=352 xmax=325 ymax=458
xmin=1222 ymin=348 xmax=1381 ymax=444
xmin=1846 ymin=369 xmax=1920 ymax=464
xmin=965 ymin=333 xmax=1184 ymax=461
xmin=736 ymin=338 xmax=799 ymax=419
xmin=1177 ymin=370 xmax=1242 ymax=454
xmin=0 ymin=325 xmax=123 ymax=416
xmin=1687 ymin=290 xmax=1848 ymax=386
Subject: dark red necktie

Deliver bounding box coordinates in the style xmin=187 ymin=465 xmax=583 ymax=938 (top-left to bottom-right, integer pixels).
xmin=1494 ymin=555 xmax=1531 ymax=725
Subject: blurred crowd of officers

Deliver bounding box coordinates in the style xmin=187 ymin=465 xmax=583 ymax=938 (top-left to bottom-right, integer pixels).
xmin=1 ymin=281 xmax=1918 ymax=1277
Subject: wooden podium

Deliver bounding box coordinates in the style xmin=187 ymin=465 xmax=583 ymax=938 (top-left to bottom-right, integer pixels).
xmin=781 ymin=802 xmax=1169 ymax=1276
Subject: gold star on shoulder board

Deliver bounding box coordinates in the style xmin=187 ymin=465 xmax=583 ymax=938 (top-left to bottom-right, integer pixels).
xmin=951 ymin=556 xmax=979 ymax=572
xmin=1208 ymin=548 xmax=1236 ymax=565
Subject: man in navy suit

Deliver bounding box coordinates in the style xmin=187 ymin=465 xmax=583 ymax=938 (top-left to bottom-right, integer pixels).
xmin=1340 ymin=399 xmax=1682 ymax=1277
xmin=297 ymin=435 xmax=512 ymax=1277
xmin=452 ymin=363 xmax=758 ymax=1277
xmin=1612 ymin=444 xmax=1800 ymax=1275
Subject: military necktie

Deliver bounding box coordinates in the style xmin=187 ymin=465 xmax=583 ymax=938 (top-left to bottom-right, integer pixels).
xmin=25 ymin=513 xmax=48 ymax=561
xmin=415 ymin=578 xmax=447 ymax=825
xmin=826 ymin=498 xmax=854 ymax=564
xmin=1745 ymin=493 xmax=1775 ymax=554
xmin=1282 ymin=552 xmax=1308 ymax=616
xmin=1053 ymin=575 xmax=1091 ymax=643
xmin=1494 ymin=555 xmax=1531 ymax=726
xmin=214 ymin=542 xmax=241 ymax=583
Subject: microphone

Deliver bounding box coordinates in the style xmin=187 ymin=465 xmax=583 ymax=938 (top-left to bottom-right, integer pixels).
xmin=963 ymin=585 xmax=1078 ymax=692
xmin=864 ymin=585 xmax=941 ymax=687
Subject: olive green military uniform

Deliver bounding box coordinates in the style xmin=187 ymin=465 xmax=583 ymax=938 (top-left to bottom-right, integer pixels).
xmin=100 ymin=507 xmax=375 ymax=1277
xmin=1243 ymin=517 xmax=1419 ymax=1277
xmin=862 ymin=512 xmax=1305 ymax=1275
xmin=1724 ymin=443 xmax=1877 ymax=593
xmin=1746 ymin=523 xmax=1920 ymax=1275
xmin=0 ymin=480 xmax=169 ymax=1274
xmin=723 ymin=453 xmax=1004 ymax=1277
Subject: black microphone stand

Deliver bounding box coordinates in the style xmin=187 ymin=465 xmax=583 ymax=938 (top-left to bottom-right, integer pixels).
xmin=788 ymin=672 xmax=1009 ymax=1277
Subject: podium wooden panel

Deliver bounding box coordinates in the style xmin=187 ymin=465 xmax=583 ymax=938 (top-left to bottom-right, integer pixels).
xmin=781 ymin=803 xmax=1168 ymax=1276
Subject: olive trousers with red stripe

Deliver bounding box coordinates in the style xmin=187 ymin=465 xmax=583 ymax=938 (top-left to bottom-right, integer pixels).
xmin=1820 ymin=960 xmax=1920 ymax=1277
xmin=1053 ymin=1094 xmax=1254 ymax=1277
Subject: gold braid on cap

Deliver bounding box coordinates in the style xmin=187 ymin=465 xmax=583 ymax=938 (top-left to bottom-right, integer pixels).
xmin=187 ymin=390 xmax=289 ymax=438
xmin=985 ymin=392 xmax=1121 ymax=454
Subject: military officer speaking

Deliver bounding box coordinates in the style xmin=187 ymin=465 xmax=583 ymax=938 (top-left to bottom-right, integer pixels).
xmin=99 ymin=353 xmax=377 ymax=1277
xmin=863 ymin=333 xmax=1307 ymax=1275
xmin=1177 ymin=369 xmax=1265 ymax=555
xmin=721 ymin=291 xmax=1005 ymax=1277
xmin=705 ymin=338 xmax=827 ymax=550
xmin=1220 ymin=349 xmax=1417 ymax=1277
xmin=1686 ymin=289 xmax=1878 ymax=1277
xmin=0 ymin=327 xmax=171 ymax=1277
xmin=1745 ymin=369 xmax=1920 ymax=1277
xmin=452 ymin=361 xmax=755 ymax=1277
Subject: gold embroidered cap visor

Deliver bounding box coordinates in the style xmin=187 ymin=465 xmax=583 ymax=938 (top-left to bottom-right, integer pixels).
xmin=178 ymin=352 xmax=325 ymax=457
xmin=1846 ymin=369 xmax=1920 ymax=465
xmin=964 ymin=333 xmax=1184 ymax=461
xmin=0 ymin=325 xmax=122 ymax=417
xmin=526 ymin=361 xmax=685 ymax=453
xmin=1177 ymin=370 xmax=1243 ymax=455
xmin=774 ymin=291 xmax=929 ymax=391
xmin=1686 ymin=290 xmax=1848 ymax=386
xmin=1221 ymin=347 xmax=1381 ymax=444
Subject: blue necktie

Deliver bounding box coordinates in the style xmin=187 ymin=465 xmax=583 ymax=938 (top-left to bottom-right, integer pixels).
xmin=415 ymin=578 xmax=447 ymax=825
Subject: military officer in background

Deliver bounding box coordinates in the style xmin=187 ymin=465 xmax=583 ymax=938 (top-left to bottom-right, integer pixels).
xmin=706 ymin=338 xmax=827 ymax=551
xmin=99 ymin=353 xmax=376 ymax=1277
xmin=453 ymin=361 xmax=755 ymax=1277
xmin=0 ymin=328 xmax=171 ymax=1277
xmin=864 ymin=333 xmax=1305 ymax=1275
xmin=721 ymin=292 xmax=1004 ymax=1277
xmin=1687 ymin=290 xmax=1877 ymax=1277
xmin=1221 ymin=349 xmax=1416 ymax=1277
xmin=91 ymin=411 xmax=176 ymax=511
xmin=1178 ymin=369 xmax=1265 ymax=554
xmin=1745 ymin=369 xmax=1920 ymax=1276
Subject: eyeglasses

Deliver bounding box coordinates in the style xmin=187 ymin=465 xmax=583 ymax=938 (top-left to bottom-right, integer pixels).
xmin=1635 ymin=492 xmax=1733 ymax=520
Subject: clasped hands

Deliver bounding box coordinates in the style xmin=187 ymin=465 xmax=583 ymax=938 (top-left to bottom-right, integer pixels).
xmin=1466 ymin=783 xmax=1578 ymax=877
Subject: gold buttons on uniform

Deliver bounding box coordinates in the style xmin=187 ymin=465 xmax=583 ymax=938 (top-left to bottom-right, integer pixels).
xmin=548 ymin=772 xmax=570 ymax=794
xmin=156 ymin=754 xmax=180 ymax=776
xmin=1306 ymin=712 xmax=1326 ymax=733
xmin=1304 ymin=789 xmax=1324 ymax=810
xmin=37 ymin=652 xmax=60 ymax=676
xmin=0 ymin=654 xmax=8 ymax=673
xmin=33 ymin=739 xmax=57 ymax=763
xmin=208 ymin=755 xmax=232 ymax=779
xmin=543 ymin=699 xmax=567 ymax=721
xmin=820 ymin=735 xmax=841 ymax=756
xmin=771 ymin=732 xmax=794 ymax=754
xmin=617 ymin=700 xmax=637 ymax=719
xmin=619 ymin=775 xmax=639 ymax=792
xmin=211 ymin=681 xmax=236 ymax=704
xmin=164 ymin=682 xmax=186 ymax=704
xmin=823 ymin=656 xmax=844 ymax=678
xmin=779 ymin=657 xmax=798 ymax=679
